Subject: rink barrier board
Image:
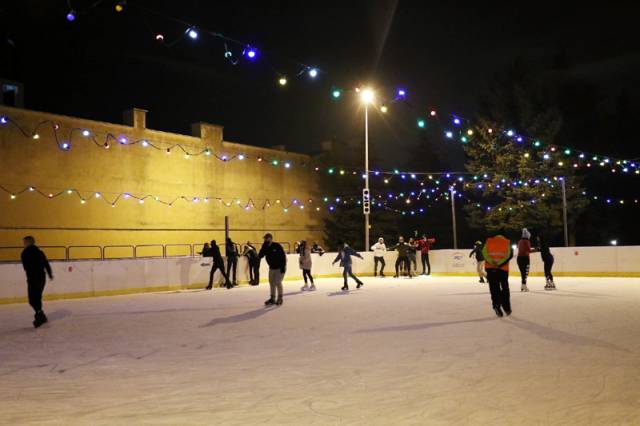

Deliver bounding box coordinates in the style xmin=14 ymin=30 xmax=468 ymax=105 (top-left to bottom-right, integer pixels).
xmin=1 ymin=246 xmax=639 ymax=305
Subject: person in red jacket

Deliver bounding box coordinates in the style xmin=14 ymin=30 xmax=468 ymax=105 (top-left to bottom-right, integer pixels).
xmin=516 ymin=228 xmax=533 ymax=292
xmin=416 ymin=234 xmax=436 ymax=275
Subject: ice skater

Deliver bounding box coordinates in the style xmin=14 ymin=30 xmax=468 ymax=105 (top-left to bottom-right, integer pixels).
xmin=20 ymin=236 xmax=54 ymax=328
xmin=537 ymin=233 xmax=556 ymax=290
xmin=390 ymin=236 xmax=412 ymax=278
xmin=298 ymin=240 xmax=315 ymax=291
xmin=468 ymin=240 xmax=486 ymax=283
xmin=205 ymin=240 xmax=232 ymax=290
xmin=371 ymin=237 xmax=387 ymax=277
xmin=259 ymin=233 xmax=287 ymax=305
xmin=242 ymin=242 xmax=260 ymax=285
xmin=408 ymin=237 xmax=418 ymax=275
xmin=311 ymin=242 xmax=325 ymax=255
xmin=332 ymin=242 xmax=364 ymax=291
xmin=516 ymin=228 xmax=532 ymax=292
xmin=416 ymin=234 xmax=436 ymax=275
xmin=225 ymin=237 xmax=239 ymax=286
xmin=482 ymin=233 xmax=513 ymax=317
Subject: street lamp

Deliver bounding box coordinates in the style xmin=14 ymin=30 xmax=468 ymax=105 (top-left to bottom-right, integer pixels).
xmin=360 ymin=88 xmax=375 ymax=251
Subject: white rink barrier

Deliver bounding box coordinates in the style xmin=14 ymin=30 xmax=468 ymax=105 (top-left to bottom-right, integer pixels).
xmin=1 ymin=246 xmax=639 ymax=303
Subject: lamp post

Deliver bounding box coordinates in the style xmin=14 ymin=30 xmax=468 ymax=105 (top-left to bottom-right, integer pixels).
xmin=360 ymin=88 xmax=375 ymax=251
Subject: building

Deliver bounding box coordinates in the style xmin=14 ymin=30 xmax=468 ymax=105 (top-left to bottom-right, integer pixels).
xmin=0 ymin=105 xmax=324 ymax=260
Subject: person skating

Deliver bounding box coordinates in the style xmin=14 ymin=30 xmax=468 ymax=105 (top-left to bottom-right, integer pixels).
xmin=389 ymin=236 xmax=412 ymax=278
xmin=258 ymin=233 xmax=287 ymax=305
xmin=482 ymin=233 xmax=514 ymax=317
xmin=371 ymin=237 xmax=387 ymax=277
xmin=298 ymin=240 xmax=315 ymax=291
xmin=332 ymin=242 xmax=364 ymax=291
xmin=408 ymin=237 xmax=418 ymax=275
xmin=468 ymin=240 xmax=486 ymax=283
xmin=517 ymin=228 xmax=533 ymax=292
xmin=310 ymin=242 xmax=325 ymax=256
xmin=416 ymin=234 xmax=436 ymax=275
xmin=205 ymin=240 xmax=232 ymax=290
xmin=20 ymin=236 xmax=53 ymax=328
xmin=225 ymin=238 xmax=239 ymax=286
xmin=197 ymin=242 xmax=210 ymax=256
xmin=537 ymin=233 xmax=556 ymax=290
xmin=242 ymin=241 xmax=260 ymax=285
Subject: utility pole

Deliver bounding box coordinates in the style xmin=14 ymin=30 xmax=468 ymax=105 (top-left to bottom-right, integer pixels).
xmin=450 ymin=187 xmax=458 ymax=249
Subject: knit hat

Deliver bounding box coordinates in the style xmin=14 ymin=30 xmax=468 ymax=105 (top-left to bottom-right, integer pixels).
xmin=522 ymin=228 xmax=531 ymax=239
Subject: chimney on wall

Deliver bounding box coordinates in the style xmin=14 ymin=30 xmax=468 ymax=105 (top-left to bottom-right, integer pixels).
xmin=123 ymin=108 xmax=148 ymax=129
xmin=191 ymin=122 xmax=224 ymax=150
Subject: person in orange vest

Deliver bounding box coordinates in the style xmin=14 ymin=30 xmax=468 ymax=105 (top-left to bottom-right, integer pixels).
xmin=482 ymin=233 xmax=514 ymax=317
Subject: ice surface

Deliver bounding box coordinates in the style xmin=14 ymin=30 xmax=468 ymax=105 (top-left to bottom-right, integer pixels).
xmin=1 ymin=276 xmax=639 ymax=425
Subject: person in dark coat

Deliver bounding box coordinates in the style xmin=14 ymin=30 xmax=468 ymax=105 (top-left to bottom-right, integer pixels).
xmin=469 ymin=240 xmax=486 ymax=283
xmin=20 ymin=236 xmax=53 ymax=328
xmin=332 ymin=242 xmax=364 ymax=291
xmin=205 ymin=240 xmax=232 ymax=290
xmin=389 ymin=236 xmax=412 ymax=278
xmin=225 ymin=237 xmax=239 ymax=286
xmin=537 ymin=233 xmax=556 ymax=290
xmin=242 ymin=241 xmax=260 ymax=285
xmin=310 ymin=242 xmax=325 ymax=255
xmin=258 ymin=233 xmax=287 ymax=305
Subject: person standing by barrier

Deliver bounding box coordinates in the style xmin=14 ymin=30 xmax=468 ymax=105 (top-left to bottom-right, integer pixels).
xmin=298 ymin=240 xmax=315 ymax=291
xmin=469 ymin=240 xmax=486 ymax=283
xmin=332 ymin=242 xmax=364 ymax=291
xmin=225 ymin=238 xmax=239 ymax=287
xmin=517 ymin=228 xmax=533 ymax=292
xmin=371 ymin=237 xmax=387 ymax=277
xmin=416 ymin=234 xmax=436 ymax=275
xmin=482 ymin=233 xmax=513 ymax=317
xmin=311 ymin=242 xmax=325 ymax=256
xmin=537 ymin=233 xmax=556 ymax=290
xmin=206 ymin=240 xmax=232 ymax=290
xmin=242 ymin=242 xmax=260 ymax=285
xmin=20 ymin=236 xmax=54 ymax=328
xmin=390 ymin=236 xmax=412 ymax=278
xmin=408 ymin=237 xmax=418 ymax=275
xmin=259 ymin=233 xmax=287 ymax=306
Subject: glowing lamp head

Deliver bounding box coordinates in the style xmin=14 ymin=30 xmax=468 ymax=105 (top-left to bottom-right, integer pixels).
xmin=284 ymin=162 xmax=291 ymax=169
xmin=332 ymin=89 xmax=341 ymax=99
xmin=66 ymin=9 xmax=76 ymax=21
xmin=155 ymin=33 xmax=164 ymax=42
xmin=278 ymin=76 xmax=287 ymax=86
xmin=397 ymin=89 xmax=406 ymax=98
xmin=0 ymin=116 xmax=8 ymax=124
xmin=430 ymin=110 xmax=437 ymax=117
xmin=453 ymin=117 xmax=461 ymax=125
xmin=244 ymin=46 xmax=258 ymax=59
xmin=61 ymin=142 xmax=71 ymax=150
xmin=445 ymin=131 xmax=453 ymax=138
xmin=237 ymin=154 xmax=245 ymax=160
xmin=380 ymin=105 xmax=388 ymax=113
xmin=187 ymin=28 xmax=198 ymax=39
xmin=417 ymin=119 xmax=426 ymax=128
xmin=115 ymin=2 xmax=124 ymax=12
xmin=360 ymin=88 xmax=375 ymax=104
xmin=610 ymin=239 xmax=618 ymax=246
xmin=141 ymin=140 xmax=149 ymax=147
xmin=308 ymin=68 xmax=318 ymax=78
xmin=82 ymin=129 xmax=90 ymax=137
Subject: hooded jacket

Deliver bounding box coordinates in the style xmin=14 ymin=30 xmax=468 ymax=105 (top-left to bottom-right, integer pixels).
xmin=371 ymin=241 xmax=386 ymax=257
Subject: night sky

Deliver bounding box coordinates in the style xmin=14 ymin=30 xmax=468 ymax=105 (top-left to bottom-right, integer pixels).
xmin=2 ymin=1 xmax=639 ymax=168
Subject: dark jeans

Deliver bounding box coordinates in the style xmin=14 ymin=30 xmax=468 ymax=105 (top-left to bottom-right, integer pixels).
xmin=27 ymin=277 xmax=46 ymax=313
xmin=209 ymin=263 xmax=230 ymax=287
xmin=395 ymin=256 xmax=410 ymax=276
xmin=409 ymin=254 xmax=417 ymax=271
xmin=226 ymin=256 xmax=238 ymax=284
xmin=249 ymin=259 xmax=260 ymax=284
xmin=343 ymin=265 xmax=363 ymax=286
xmin=302 ymin=269 xmax=314 ymax=284
xmin=374 ymin=256 xmax=385 ymax=275
xmin=421 ymin=252 xmax=431 ymax=274
xmin=517 ymin=256 xmax=530 ymax=284
xmin=487 ymin=269 xmax=511 ymax=312
xmin=543 ymin=255 xmax=554 ymax=281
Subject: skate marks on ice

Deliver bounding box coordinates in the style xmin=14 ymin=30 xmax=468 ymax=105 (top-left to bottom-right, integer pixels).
xmin=355 ymin=317 xmax=496 ymax=334
xmin=506 ymin=317 xmax=632 ymax=354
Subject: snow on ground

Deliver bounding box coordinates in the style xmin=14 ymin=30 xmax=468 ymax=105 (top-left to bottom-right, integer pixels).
xmin=1 ymin=275 xmax=639 ymax=425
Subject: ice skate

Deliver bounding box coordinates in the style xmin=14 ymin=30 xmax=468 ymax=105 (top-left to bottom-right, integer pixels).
xmin=380 ymin=273 xmax=386 ymax=277
xmin=301 ymin=284 xmax=309 ymax=291
xmin=504 ymin=309 xmax=512 ymax=316
xmin=205 ymin=285 xmax=212 ymax=290
xmin=493 ymin=306 xmax=504 ymax=317
xmin=225 ymin=282 xmax=233 ymax=289
xmin=309 ymin=284 xmax=316 ymax=291
xmin=549 ymin=281 xmax=556 ymax=290
xmin=356 ymin=282 xmax=363 ymax=289
xmin=521 ymin=284 xmax=529 ymax=292
xmin=276 ymin=298 xmax=283 ymax=306
xmin=544 ymin=279 xmax=552 ymax=290
xmin=264 ymin=298 xmax=276 ymax=306
xmin=33 ymin=311 xmax=47 ymax=328
xmin=341 ymin=285 xmax=349 ymax=291
xmin=479 ymin=277 xmax=485 ymax=283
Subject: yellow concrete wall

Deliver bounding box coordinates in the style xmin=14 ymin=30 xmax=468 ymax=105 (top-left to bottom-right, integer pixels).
xmin=0 ymin=106 xmax=324 ymax=259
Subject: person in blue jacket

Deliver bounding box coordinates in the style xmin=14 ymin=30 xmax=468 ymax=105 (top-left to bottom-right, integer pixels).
xmin=332 ymin=242 xmax=364 ymax=291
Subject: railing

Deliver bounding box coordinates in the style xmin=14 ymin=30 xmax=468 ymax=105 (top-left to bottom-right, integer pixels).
xmin=0 ymin=242 xmax=295 ymax=262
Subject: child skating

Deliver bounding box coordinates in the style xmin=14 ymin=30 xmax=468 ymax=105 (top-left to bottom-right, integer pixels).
xmin=332 ymin=242 xmax=364 ymax=291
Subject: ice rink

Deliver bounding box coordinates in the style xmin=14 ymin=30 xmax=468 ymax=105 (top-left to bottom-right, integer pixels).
xmin=1 ymin=275 xmax=639 ymax=425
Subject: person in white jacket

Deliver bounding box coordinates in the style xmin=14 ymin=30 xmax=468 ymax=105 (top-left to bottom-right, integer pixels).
xmin=371 ymin=237 xmax=387 ymax=277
